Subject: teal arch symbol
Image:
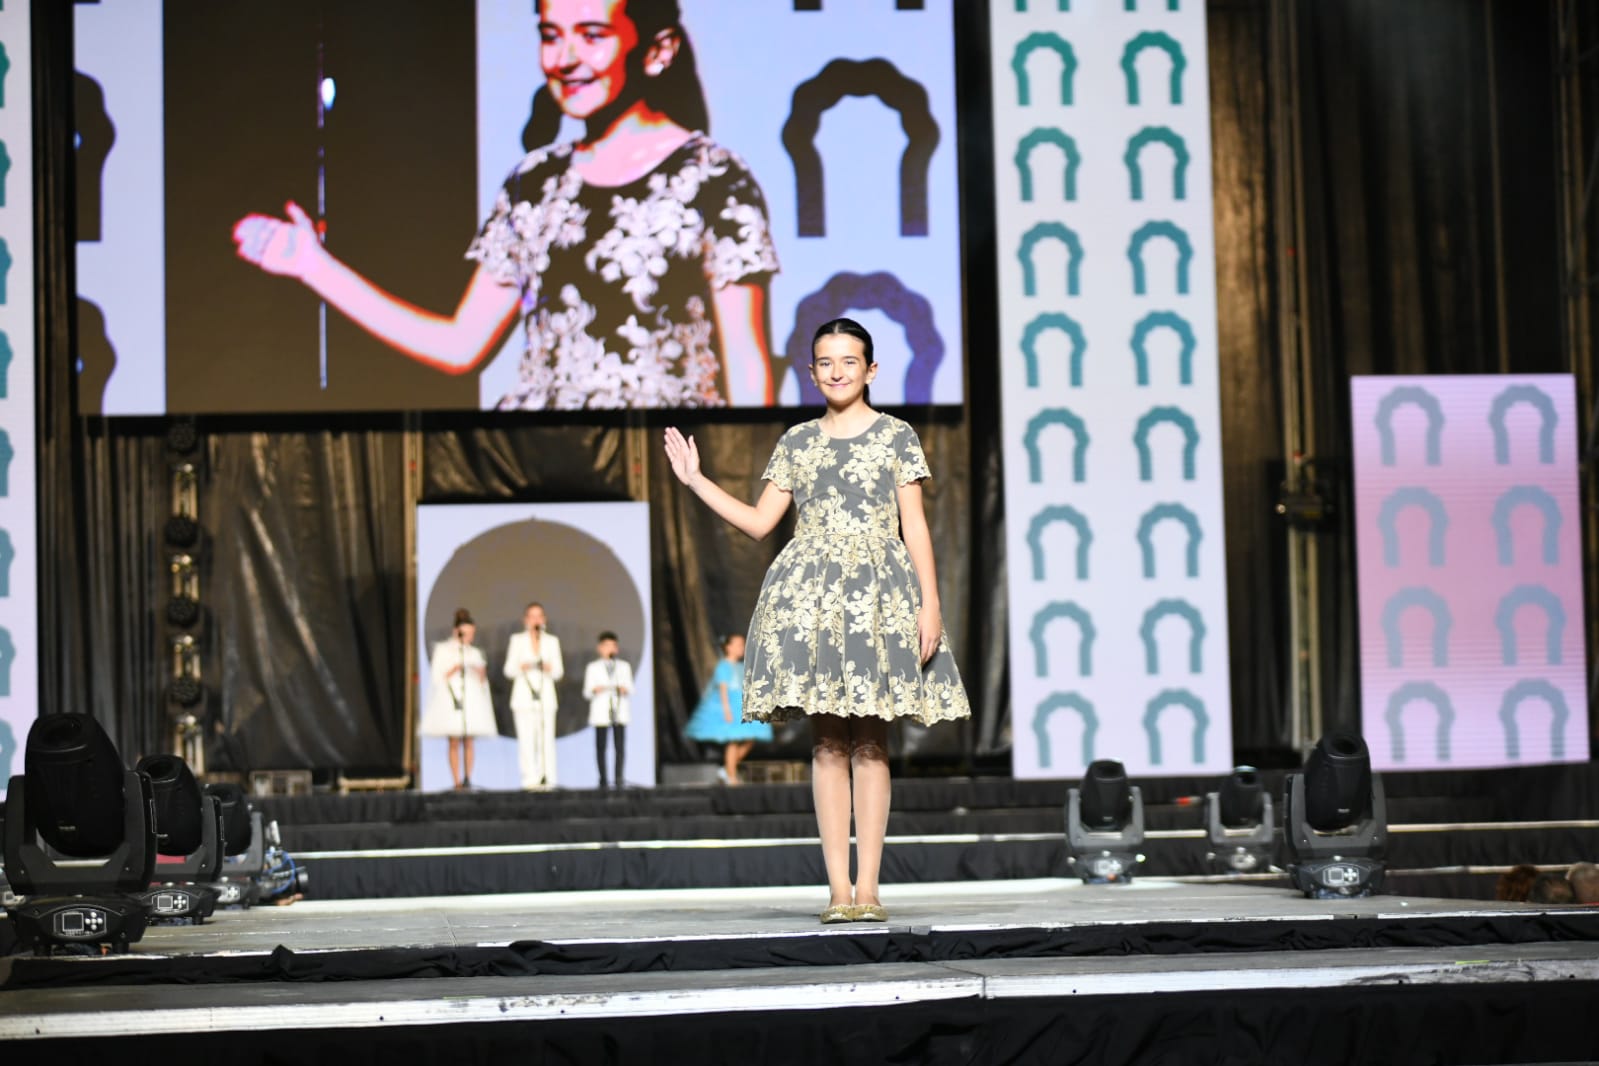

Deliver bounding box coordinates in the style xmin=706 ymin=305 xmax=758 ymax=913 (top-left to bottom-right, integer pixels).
xmin=1125 ymin=0 xmax=1181 ymax=9
xmin=1385 ymin=681 xmax=1455 ymax=763
xmin=1023 ymin=408 xmax=1089 ymax=484
xmin=1492 ymin=485 xmax=1561 ymax=566
xmin=1017 ymin=0 xmax=1072 ymax=10
xmin=1013 ymin=32 xmax=1077 ymax=108
xmin=1144 ymin=689 xmax=1207 ymax=766
xmin=1137 ymin=502 xmax=1201 ymax=578
xmin=1500 ymin=679 xmax=1569 ymax=760
xmin=1130 ymin=311 xmax=1195 ymax=386
xmin=1139 ymin=599 xmax=1204 ymax=674
xmin=1034 ymin=692 xmax=1097 ymax=769
xmin=1133 ymin=406 xmax=1199 ymax=481
xmin=1495 ymin=585 xmax=1565 ymax=666
xmin=1380 ymin=587 xmax=1451 ymax=668
xmin=1030 ymin=602 xmax=1094 ymax=677
xmin=1125 ymin=127 xmax=1189 ymax=201
xmin=1121 ymin=31 xmax=1186 ymax=106
xmin=1128 ymin=221 xmax=1192 ymax=295
xmin=1488 ymin=384 xmax=1558 ymax=465
xmin=1016 ymin=128 xmax=1081 ymax=202
xmin=1022 ymin=312 xmax=1087 ymax=388
xmin=1377 ymin=487 xmax=1447 ymax=567
xmin=1027 ymin=505 xmax=1092 ymax=581
xmin=1374 ymin=385 xmax=1444 ymax=467
xmin=1020 ymin=222 xmax=1084 ymax=296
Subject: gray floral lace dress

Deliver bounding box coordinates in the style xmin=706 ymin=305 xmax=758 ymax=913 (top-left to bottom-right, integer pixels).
xmin=743 ymin=413 xmax=971 ymax=726
xmin=466 ymin=132 xmax=779 ymax=409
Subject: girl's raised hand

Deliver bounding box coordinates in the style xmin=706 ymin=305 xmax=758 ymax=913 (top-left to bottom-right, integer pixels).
xmin=663 ymin=427 xmax=700 ymax=485
xmin=233 ymin=201 xmax=323 ymax=280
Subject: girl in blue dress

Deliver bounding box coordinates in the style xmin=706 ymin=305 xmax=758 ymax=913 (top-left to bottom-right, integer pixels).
xmin=684 ymin=634 xmax=771 ymax=785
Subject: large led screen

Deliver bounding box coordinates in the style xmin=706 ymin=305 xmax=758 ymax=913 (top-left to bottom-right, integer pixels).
xmin=75 ymin=1 xmax=964 ymax=415
xmin=1352 ymin=375 xmax=1589 ymax=771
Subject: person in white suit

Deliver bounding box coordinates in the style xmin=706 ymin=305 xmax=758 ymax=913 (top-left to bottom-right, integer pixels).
xmin=419 ymin=608 xmax=496 ymax=789
xmin=503 ymin=602 xmax=564 ymax=790
xmin=582 ymin=631 xmax=633 ymax=789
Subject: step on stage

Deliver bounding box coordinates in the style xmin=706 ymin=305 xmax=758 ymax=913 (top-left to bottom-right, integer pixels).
xmin=4 ymin=879 xmax=1599 ymax=1064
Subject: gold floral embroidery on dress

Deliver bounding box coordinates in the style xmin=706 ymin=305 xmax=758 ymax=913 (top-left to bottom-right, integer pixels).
xmin=743 ymin=415 xmax=970 ymax=727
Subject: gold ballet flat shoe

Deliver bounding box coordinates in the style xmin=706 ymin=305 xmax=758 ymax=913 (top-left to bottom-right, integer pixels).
xmin=820 ymin=904 xmax=854 ymax=924
xmin=850 ymin=904 xmax=888 ymax=923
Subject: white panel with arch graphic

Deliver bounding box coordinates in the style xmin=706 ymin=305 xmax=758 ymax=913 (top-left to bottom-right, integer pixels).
xmin=415 ymin=502 xmax=655 ymax=791
xmin=1352 ymin=375 xmax=1588 ymax=771
xmin=991 ymin=1 xmax=1233 ymax=779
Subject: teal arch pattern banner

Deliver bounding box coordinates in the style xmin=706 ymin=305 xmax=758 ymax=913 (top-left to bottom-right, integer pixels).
xmin=1352 ymin=375 xmax=1587 ymax=770
xmin=994 ymin=3 xmax=1231 ymax=778
xmin=0 ymin=0 xmax=31 ymax=802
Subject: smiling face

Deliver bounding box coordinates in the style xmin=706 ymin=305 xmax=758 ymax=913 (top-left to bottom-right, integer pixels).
xmin=539 ymin=0 xmax=642 ymax=120
xmin=810 ymin=334 xmax=877 ymax=408
xmin=525 ymin=604 xmax=547 ymax=631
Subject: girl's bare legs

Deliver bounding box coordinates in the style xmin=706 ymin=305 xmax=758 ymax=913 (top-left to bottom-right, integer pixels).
xmin=725 ymin=740 xmax=754 ymax=784
xmin=447 ymin=738 xmax=464 ymax=789
xmin=811 ymin=714 xmax=854 ymax=907
xmin=848 ymin=717 xmax=892 ymax=906
xmin=463 ymin=738 xmax=476 ymax=785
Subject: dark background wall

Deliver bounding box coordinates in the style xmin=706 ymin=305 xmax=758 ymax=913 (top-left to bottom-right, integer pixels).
xmin=33 ymin=0 xmax=1577 ymax=774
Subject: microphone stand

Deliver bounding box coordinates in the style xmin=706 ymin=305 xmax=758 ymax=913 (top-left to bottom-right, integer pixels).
xmin=519 ymin=626 xmax=543 ymax=787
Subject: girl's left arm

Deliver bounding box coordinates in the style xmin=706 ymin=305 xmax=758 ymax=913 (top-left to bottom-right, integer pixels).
xmin=896 ymin=481 xmax=942 ymax=664
xmin=711 ymin=282 xmax=774 ymax=406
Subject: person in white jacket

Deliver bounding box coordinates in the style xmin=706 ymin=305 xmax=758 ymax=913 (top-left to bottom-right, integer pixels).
xmin=419 ymin=608 xmax=496 ymax=789
xmin=582 ymin=631 xmax=633 ymax=789
xmin=503 ymin=602 xmax=563 ymax=790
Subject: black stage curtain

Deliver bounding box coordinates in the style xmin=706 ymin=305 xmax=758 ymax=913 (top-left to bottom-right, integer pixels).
xmin=32 ymin=3 xmax=1575 ymax=772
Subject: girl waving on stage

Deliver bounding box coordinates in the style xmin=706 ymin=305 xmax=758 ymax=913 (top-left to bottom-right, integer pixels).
xmin=664 ymin=318 xmax=970 ymax=924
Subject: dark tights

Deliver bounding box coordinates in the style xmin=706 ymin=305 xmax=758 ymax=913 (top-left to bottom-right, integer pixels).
xmin=596 ymin=725 xmax=626 ymax=787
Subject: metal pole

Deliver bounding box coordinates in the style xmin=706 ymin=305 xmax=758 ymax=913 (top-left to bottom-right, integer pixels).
xmin=401 ymin=412 xmax=423 ymax=785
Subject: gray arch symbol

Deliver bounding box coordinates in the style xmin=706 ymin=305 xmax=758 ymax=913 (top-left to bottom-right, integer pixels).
xmin=1495 ymin=585 xmax=1565 ymax=666
xmin=1022 ymin=312 xmax=1087 ymax=388
xmin=1024 ymin=408 xmax=1089 ymax=484
xmin=1492 ymin=485 xmax=1561 ymax=566
xmin=1121 ymin=31 xmax=1186 ymax=106
xmin=1016 ymin=0 xmax=1071 ymax=10
xmin=1016 ymin=128 xmax=1081 ymax=202
xmin=1385 ymin=681 xmax=1455 ymax=763
xmin=1128 ymin=220 xmax=1192 ymax=295
xmin=1030 ymin=602 xmax=1094 ymax=677
xmin=1488 ymin=384 xmax=1558 ymax=465
xmin=1020 ymin=222 xmax=1084 ymax=296
xmin=1034 ymin=692 xmax=1097 ymax=769
xmin=1377 ymin=487 xmax=1448 ymax=567
xmin=1144 ymin=689 xmax=1207 ymax=766
xmin=1133 ymin=406 xmax=1199 ymax=481
xmin=1027 ymin=505 xmax=1092 ymax=581
xmin=1130 ymin=311 xmax=1195 ymax=386
xmin=1500 ymin=679 xmax=1570 ymax=760
xmin=1013 ymin=32 xmax=1077 ymax=108
xmin=1137 ymin=502 xmax=1201 ymax=579
xmin=1380 ymin=587 xmax=1451 ymax=668
xmin=1125 ymin=126 xmax=1189 ymax=201
xmin=1139 ymin=599 xmax=1205 ymax=674
xmin=1374 ymin=385 xmax=1444 ymax=467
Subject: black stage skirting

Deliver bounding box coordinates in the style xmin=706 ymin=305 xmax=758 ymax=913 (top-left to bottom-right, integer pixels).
xmin=8 ymin=907 xmax=1599 ymax=992
xmin=46 ymin=982 xmax=1599 ymax=1066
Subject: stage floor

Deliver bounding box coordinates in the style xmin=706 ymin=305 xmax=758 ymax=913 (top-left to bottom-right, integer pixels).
xmin=5 ymin=878 xmax=1599 ymax=1042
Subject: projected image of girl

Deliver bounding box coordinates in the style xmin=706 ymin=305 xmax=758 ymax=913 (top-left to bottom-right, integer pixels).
xmin=232 ymin=0 xmax=780 ymax=410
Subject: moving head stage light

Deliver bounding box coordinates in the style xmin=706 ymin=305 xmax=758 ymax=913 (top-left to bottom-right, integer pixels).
xmin=134 ymin=754 xmax=223 ymax=924
xmin=2 ymin=714 xmax=157 ymax=954
xmin=1282 ymin=732 xmax=1387 ymax=898
xmin=1065 ymin=759 xmax=1145 ymax=884
xmin=208 ymin=783 xmax=307 ymax=906
xmin=1204 ymin=766 xmax=1275 ymax=875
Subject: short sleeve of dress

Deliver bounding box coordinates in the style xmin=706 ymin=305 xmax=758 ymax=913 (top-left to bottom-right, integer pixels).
xmin=700 ymin=147 xmax=780 ymax=289
xmin=713 ymin=659 xmax=735 ymax=688
xmin=761 ymin=433 xmax=793 ymax=490
xmin=464 ymin=179 xmax=525 ymax=287
xmin=894 ymin=422 xmax=932 ymax=485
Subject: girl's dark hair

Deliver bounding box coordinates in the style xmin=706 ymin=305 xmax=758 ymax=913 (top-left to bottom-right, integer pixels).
xmin=810 ymin=317 xmax=875 ymax=364
xmin=718 ymin=633 xmax=742 ymax=652
xmin=525 ymin=0 xmax=710 ymax=151
xmin=452 ymin=608 xmax=475 ymax=629
xmin=598 ymin=630 xmax=620 ymax=644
